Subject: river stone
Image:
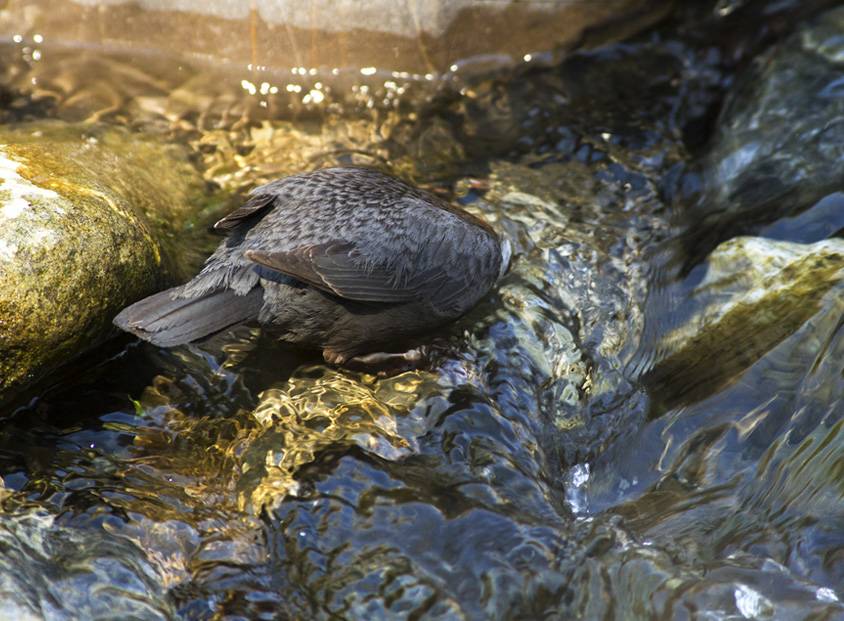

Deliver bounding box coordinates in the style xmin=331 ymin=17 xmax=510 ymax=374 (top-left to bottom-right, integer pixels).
xmin=645 ymin=236 xmax=844 ymax=407
xmin=1 ymin=0 xmax=669 ymax=79
xmin=682 ymin=5 xmax=844 ymax=265
xmin=0 ymin=122 xmax=205 ymax=404
xmin=0 ymin=0 xmax=673 ymax=129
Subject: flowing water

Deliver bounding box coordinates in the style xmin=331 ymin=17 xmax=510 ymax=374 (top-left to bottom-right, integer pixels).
xmin=2 ymin=2 xmax=844 ymax=619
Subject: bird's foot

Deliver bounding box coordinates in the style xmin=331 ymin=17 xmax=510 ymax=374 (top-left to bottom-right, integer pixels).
xmin=324 ymin=347 xmax=429 ymax=377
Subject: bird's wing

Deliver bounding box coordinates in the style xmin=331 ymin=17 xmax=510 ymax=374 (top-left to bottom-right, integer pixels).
xmin=214 ymin=192 xmax=277 ymax=230
xmin=244 ymin=242 xmax=423 ymax=303
xmin=243 ymin=203 xmax=501 ymax=314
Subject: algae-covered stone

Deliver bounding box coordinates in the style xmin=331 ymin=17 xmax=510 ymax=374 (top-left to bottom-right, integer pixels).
xmin=0 ymin=122 xmax=206 ymax=403
xmin=646 ymin=236 xmax=844 ymax=406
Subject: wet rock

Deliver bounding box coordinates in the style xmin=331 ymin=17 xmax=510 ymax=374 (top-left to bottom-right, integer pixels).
xmin=683 ymin=5 xmax=844 ymax=266
xmin=0 ymin=122 xmax=206 ymax=404
xmin=0 ymin=0 xmax=670 ymax=87
xmin=0 ymin=0 xmax=678 ymax=132
xmin=645 ymin=236 xmax=844 ymax=408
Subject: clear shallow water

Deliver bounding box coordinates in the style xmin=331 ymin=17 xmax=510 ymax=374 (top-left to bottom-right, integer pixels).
xmin=3 ymin=2 xmax=844 ymax=619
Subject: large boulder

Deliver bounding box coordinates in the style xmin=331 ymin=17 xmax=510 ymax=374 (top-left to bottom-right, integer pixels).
xmin=0 ymin=122 xmax=206 ymax=405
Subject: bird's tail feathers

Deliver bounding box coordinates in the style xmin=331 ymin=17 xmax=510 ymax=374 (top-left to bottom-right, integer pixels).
xmin=113 ymin=286 xmax=263 ymax=347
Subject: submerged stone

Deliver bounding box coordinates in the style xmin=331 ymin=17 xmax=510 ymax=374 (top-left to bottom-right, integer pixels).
xmin=0 ymin=510 xmax=172 ymax=619
xmin=0 ymin=0 xmax=672 ymax=126
xmin=645 ymin=236 xmax=844 ymax=408
xmin=239 ymin=365 xmax=451 ymax=509
xmin=0 ymin=122 xmax=206 ymax=405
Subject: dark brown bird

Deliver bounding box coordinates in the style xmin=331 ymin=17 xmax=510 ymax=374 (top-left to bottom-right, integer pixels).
xmin=114 ymin=167 xmax=510 ymax=370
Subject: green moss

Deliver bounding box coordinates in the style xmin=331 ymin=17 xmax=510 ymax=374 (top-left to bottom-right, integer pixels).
xmin=647 ymin=238 xmax=844 ymax=408
xmin=0 ymin=122 xmax=208 ymax=402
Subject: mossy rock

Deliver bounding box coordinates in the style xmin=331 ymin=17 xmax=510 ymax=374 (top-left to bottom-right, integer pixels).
xmin=0 ymin=122 xmax=206 ymax=404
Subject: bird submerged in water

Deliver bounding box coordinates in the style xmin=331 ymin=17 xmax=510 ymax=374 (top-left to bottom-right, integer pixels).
xmin=114 ymin=167 xmax=511 ymax=372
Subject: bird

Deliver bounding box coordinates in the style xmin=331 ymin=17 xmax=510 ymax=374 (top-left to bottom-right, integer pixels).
xmin=113 ymin=166 xmax=511 ymax=372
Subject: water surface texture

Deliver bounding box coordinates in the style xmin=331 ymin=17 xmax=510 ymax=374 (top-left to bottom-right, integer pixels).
xmin=2 ymin=1 xmax=844 ymax=619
